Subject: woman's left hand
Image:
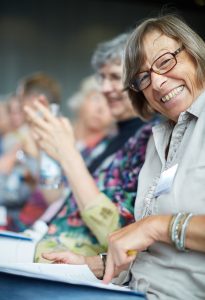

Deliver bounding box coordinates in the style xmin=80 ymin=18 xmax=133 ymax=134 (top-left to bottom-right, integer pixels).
xmin=24 ymin=99 xmax=75 ymax=163
xmin=42 ymin=250 xmax=104 ymax=279
xmin=42 ymin=250 xmax=86 ymax=264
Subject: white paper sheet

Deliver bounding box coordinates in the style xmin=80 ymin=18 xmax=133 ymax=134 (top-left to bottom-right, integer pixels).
xmin=0 ymin=263 xmax=138 ymax=294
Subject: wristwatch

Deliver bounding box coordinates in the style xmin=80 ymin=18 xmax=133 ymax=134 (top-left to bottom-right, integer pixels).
xmin=99 ymin=252 xmax=107 ymax=279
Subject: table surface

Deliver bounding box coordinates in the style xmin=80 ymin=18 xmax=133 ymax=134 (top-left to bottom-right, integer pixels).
xmin=0 ymin=272 xmax=146 ymax=300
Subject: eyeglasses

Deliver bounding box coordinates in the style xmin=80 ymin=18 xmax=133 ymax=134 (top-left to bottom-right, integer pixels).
xmin=129 ymin=46 xmax=184 ymax=92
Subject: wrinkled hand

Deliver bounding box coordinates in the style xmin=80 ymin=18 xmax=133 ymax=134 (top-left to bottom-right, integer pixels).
xmin=42 ymin=250 xmax=130 ymax=280
xmin=24 ymin=99 xmax=75 ymax=162
xmin=103 ymin=216 xmax=158 ymax=284
xmin=42 ymin=250 xmax=86 ymax=265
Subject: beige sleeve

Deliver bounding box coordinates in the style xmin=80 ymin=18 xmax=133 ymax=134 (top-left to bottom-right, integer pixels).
xmin=81 ymin=193 xmax=120 ymax=247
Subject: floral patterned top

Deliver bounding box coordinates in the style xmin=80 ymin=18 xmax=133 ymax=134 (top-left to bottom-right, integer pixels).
xmin=4 ymin=137 xmax=110 ymax=233
xmin=35 ymin=121 xmax=155 ymax=261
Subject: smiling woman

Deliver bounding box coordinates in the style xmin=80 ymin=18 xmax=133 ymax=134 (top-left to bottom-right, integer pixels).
xmin=138 ymin=31 xmax=202 ymax=121
xmin=124 ymin=15 xmax=205 ymax=121
xmin=100 ymin=14 xmax=205 ymax=300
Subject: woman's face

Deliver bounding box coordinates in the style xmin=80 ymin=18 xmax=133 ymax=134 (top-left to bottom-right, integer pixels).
xmin=141 ymin=30 xmax=204 ymax=121
xmin=98 ymin=62 xmax=136 ymax=121
xmin=79 ymin=90 xmax=113 ymax=132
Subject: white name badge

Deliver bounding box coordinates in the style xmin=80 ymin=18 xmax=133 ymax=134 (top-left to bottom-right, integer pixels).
xmin=154 ymin=164 xmax=178 ymax=197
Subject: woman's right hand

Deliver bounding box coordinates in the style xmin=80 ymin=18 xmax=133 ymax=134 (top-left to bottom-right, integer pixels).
xmin=103 ymin=215 xmax=171 ymax=284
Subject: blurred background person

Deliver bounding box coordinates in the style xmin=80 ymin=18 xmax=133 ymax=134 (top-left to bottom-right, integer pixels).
xmin=0 ymin=95 xmax=29 ymax=229
xmin=2 ymin=94 xmax=25 ymax=153
xmin=67 ymin=74 xmax=115 ymax=163
xmin=9 ymin=71 xmax=114 ymax=231
xmin=0 ymin=72 xmax=63 ymax=231
xmin=16 ymin=72 xmax=62 ymax=161
xmin=0 ymin=98 xmax=13 ymax=155
xmin=19 ymin=74 xmax=115 ymax=230
xmin=68 ymin=75 xmax=114 ymax=149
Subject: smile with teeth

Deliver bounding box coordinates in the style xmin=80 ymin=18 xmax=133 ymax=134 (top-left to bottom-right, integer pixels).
xmin=161 ymin=86 xmax=184 ymax=103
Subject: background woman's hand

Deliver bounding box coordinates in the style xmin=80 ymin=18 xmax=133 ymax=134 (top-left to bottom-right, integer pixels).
xmin=24 ymin=100 xmax=76 ymax=163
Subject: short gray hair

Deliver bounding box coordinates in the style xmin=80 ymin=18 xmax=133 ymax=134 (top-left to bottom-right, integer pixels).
xmin=91 ymin=33 xmax=130 ymax=71
xmin=124 ymin=14 xmax=205 ymax=119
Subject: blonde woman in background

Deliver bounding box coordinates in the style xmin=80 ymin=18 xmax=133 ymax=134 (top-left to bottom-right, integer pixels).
xmin=67 ymin=75 xmax=115 ymax=163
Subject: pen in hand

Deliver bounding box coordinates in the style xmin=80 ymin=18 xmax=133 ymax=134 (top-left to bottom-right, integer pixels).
xmin=127 ymin=250 xmax=138 ymax=256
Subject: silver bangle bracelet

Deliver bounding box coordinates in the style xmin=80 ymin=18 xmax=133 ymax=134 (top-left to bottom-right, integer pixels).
xmin=171 ymin=212 xmax=184 ymax=246
xmin=179 ymin=213 xmax=193 ymax=251
xmin=170 ymin=212 xmax=194 ymax=252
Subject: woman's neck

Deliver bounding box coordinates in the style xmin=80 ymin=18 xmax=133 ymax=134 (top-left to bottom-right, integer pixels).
xmin=116 ymin=111 xmax=138 ymax=122
xmin=74 ymin=122 xmax=106 ymax=148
